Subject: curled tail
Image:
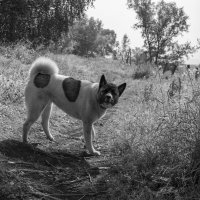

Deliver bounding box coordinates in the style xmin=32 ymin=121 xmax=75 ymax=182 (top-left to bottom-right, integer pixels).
xmin=29 ymin=57 xmax=59 ymax=79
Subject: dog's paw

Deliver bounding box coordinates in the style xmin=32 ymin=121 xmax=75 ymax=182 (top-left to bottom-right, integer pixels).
xmin=47 ymin=136 xmax=55 ymax=141
xmin=90 ymin=150 xmax=101 ymax=156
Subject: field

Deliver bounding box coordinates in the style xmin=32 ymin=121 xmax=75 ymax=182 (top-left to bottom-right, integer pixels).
xmin=0 ymin=44 xmax=200 ymax=200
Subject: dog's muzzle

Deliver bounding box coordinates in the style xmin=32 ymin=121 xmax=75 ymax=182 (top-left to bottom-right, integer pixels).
xmin=105 ymin=93 xmax=114 ymax=103
xmin=99 ymin=93 xmax=115 ymax=109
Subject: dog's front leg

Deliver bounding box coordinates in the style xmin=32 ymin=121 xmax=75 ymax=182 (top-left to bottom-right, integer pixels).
xmin=91 ymin=126 xmax=96 ymax=141
xmin=83 ymin=122 xmax=100 ymax=156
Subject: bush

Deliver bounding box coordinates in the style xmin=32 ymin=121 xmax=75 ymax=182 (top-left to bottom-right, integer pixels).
xmin=0 ymin=42 xmax=38 ymax=64
xmin=132 ymin=63 xmax=153 ymax=79
xmin=94 ymin=79 xmax=200 ymax=200
xmin=0 ymin=55 xmax=27 ymax=105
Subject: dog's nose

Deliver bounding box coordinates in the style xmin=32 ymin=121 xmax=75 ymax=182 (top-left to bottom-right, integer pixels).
xmin=105 ymin=93 xmax=113 ymax=102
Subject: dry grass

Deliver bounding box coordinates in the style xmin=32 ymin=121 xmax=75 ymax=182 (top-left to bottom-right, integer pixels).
xmin=95 ymin=73 xmax=200 ymax=199
xmin=0 ymin=43 xmax=200 ymax=199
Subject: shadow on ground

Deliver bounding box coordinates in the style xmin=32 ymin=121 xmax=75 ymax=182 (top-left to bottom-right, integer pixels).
xmin=0 ymin=139 xmax=103 ymax=200
xmin=0 ymin=139 xmax=90 ymax=168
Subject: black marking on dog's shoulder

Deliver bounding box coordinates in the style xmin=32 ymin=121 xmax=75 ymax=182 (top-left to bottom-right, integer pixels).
xmin=34 ymin=73 xmax=50 ymax=88
xmin=62 ymin=77 xmax=81 ymax=102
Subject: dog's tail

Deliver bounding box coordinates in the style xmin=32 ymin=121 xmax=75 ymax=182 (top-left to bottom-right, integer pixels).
xmin=29 ymin=57 xmax=59 ymax=79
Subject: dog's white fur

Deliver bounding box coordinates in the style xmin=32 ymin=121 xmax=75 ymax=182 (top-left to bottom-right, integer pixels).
xmin=23 ymin=57 xmax=109 ymax=155
xmin=29 ymin=57 xmax=59 ymax=77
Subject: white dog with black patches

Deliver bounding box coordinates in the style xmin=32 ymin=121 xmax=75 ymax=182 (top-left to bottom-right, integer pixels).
xmin=23 ymin=57 xmax=126 ymax=155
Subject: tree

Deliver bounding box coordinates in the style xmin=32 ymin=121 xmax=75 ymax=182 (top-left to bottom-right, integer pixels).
xmin=72 ymin=17 xmax=102 ymax=56
xmin=197 ymin=38 xmax=200 ymax=50
xmin=122 ymin=34 xmax=130 ymax=53
xmin=95 ymin=29 xmax=117 ymax=56
xmin=72 ymin=17 xmax=117 ymax=56
xmin=127 ymin=0 xmax=196 ymax=64
xmin=132 ymin=47 xmax=147 ymax=65
xmin=0 ymin=0 xmax=27 ymax=42
xmin=0 ymin=0 xmax=95 ymax=45
xmin=121 ymin=34 xmax=131 ymax=64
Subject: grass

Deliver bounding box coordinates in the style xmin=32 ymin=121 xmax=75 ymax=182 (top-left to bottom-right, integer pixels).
xmin=0 ymin=43 xmax=200 ymax=199
xmin=96 ymin=74 xmax=200 ymax=199
xmin=132 ymin=63 xmax=154 ymax=79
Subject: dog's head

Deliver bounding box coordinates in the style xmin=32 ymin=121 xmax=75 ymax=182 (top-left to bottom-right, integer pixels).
xmin=97 ymin=75 xmax=126 ymax=109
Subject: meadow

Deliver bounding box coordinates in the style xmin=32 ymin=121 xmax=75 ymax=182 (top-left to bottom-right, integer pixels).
xmin=0 ymin=43 xmax=200 ymax=200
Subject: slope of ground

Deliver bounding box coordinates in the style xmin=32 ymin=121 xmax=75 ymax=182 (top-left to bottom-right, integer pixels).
xmin=0 ymin=46 xmax=200 ymax=199
xmin=0 ymin=51 xmax=132 ymax=199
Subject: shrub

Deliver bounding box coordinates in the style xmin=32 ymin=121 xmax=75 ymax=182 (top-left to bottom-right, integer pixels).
xmin=132 ymin=63 xmax=153 ymax=79
xmin=0 ymin=58 xmax=26 ymax=105
xmin=95 ymin=78 xmax=200 ymax=200
xmin=143 ymin=83 xmax=153 ymax=102
xmin=0 ymin=42 xmax=38 ymax=64
xmin=0 ymin=78 xmax=24 ymax=104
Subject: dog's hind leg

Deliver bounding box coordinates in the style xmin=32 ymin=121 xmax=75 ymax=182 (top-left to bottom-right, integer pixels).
xmin=41 ymin=101 xmax=54 ymax=141
xmin=23 ymin=98 xmax=48 ymax=143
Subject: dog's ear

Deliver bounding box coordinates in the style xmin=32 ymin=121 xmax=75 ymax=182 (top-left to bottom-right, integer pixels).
xmin=118 ymin=83 xmax=126 ymax=97
xmin=99 ymin=74 xmax=107 ymax=88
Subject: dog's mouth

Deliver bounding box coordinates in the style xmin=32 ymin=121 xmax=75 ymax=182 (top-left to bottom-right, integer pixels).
xmin=100 ymin=102 xmax=113 ymax=109
xmin=99 ymin=96 xmax=116 ymax=109
xmin=97 ymin=90 xmax=118 ymax=109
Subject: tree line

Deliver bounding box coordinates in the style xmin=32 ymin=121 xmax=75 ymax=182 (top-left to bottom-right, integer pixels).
xmin=0 ymin=0 xmax=94 ymax=45
xmin=0 ymin=0 xmax=199 ymax=63
xmin=0 ymin=0 xmax=118 ymax=57
xmin=69 ymin=16 xmax=117 ymax=56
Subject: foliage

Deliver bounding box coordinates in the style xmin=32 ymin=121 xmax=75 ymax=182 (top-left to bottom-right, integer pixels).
xmin=95 ymin=29 xmax=117 ymax=56
xmin=132 ymin=63 xmax=152 ymax=79
xmin=72 ymin=17 xmax=117 ymax=56
xmin=127 ymin=0 xmax=197 ymax=64
xmin=72 ymin=17 xmax=102 ymax=56
xmin=95 ymin=71 xmax=200 ymax=200
xmin=0 ymin=0 xmax=94 ymax=45
xmin=167 ymin=42 xmax=197 ymax=63
xmin=197 ymin=38 xmax=200 ymax=49
xmin=120 ymin=34 xmax=132 ymax=64
xmin=0 ymin=46 xmax=200 ymax=199
xmin=132 ymin=47 xmax=147 ymax=65
xmin=0 ymin=41 xmax=38 ymax=64
xmin=121 ymin=34 xmax=130 ymax=53
xmin=0 ymin=59 xmax=25 ymax=105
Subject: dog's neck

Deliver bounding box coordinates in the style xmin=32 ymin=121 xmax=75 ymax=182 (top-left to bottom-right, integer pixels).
xmin=92 ymin=85 xmax=107 ymax=118
xmin=99 ymin=104 xmax=107 ymax=110
xmin=95 ymin=90 xmax=107 ymax=110
xmin=88 ymin=83 xmax=107 ymax=122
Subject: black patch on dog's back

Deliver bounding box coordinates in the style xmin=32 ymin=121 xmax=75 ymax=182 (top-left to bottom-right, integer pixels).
xmin=62 ymin=77 xmax=81 ymax=102
xmin=34 ymin=73 xmax=50 ymax=88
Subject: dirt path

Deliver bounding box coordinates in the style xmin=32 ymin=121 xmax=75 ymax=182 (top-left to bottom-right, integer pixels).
xmin=0 ymin=103 xmax=120 ymax=200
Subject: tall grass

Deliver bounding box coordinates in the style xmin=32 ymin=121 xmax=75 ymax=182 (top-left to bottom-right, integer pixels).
xmin=95 ymin=72 xmax=200 ymax=199
xmin=132 ymin=63 xmax=155 ymax=79
xmin=0 ymin=44 xmax=200 ymax=199
xmin=0 ymin=42 xmax=40 ymax=105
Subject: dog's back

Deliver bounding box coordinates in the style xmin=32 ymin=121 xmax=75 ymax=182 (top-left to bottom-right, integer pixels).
xmin=25 ymin=57 xmax=100 ymax=120
xmin=23 ymin=57 xmax=126 ymax=155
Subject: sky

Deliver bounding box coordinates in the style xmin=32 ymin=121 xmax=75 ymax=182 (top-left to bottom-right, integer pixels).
xmin=87 ymin=0 xmax=200 ymax=65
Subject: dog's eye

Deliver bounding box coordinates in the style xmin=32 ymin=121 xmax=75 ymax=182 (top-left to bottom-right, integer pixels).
xmin=100 ymin=91 xmax=105 ymax=95
xmin=111 ymin=91 xmax=116 ymax=96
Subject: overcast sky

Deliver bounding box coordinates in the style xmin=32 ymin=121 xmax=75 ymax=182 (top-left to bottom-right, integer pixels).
xmin=87 ymin=0 xmax=200 ymax=65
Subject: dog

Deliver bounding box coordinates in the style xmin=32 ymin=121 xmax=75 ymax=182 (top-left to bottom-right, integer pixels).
xmin=23 ymin=57 xmax=126 ymax=155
